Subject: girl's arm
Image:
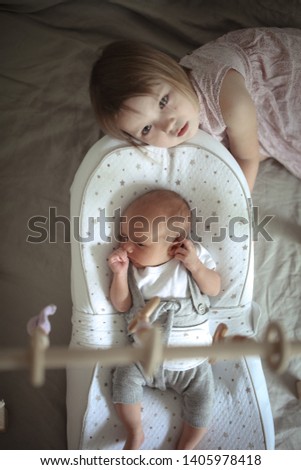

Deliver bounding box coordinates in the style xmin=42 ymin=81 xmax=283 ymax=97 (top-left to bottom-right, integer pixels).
xmin=174 ymin=239 xmax=221 ymax=296
xmin=108 ymin=248 xmax=132 ymax=312
xmin=219 ymin=69 xmax=260 ymax=192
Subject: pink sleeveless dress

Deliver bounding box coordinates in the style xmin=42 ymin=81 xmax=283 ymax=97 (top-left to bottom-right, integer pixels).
xmin=180 ymin=27 xmax=301 ymax=179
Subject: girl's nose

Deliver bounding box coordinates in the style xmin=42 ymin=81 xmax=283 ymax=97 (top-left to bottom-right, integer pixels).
xmin=160 ymin=114 xmax=176 ymax=134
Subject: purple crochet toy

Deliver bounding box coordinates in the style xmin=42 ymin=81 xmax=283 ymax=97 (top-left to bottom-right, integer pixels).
xmin=27 ymin=304 xmax=57 ymax=336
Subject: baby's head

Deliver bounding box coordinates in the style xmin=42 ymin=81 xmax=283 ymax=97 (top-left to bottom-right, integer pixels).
xmin=119 ymin=189 xmax=191 ymax=268
xmin=89 ymin=40 xmax=199 ymax=148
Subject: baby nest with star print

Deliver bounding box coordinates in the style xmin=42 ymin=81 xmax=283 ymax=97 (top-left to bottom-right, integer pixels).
xmin=67 ymin=129 xmax=274 ymax=450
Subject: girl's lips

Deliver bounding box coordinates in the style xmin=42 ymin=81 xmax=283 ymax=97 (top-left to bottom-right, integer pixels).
xmin=177 ymin=122 xmax=189 ymax=137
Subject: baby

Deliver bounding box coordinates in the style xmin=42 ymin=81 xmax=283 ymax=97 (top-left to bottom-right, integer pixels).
xmin=108 ymin=189 xmax=221 ymax=450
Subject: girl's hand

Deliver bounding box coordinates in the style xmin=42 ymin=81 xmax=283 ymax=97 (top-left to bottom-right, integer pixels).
xmin=173 ymin=238 xmax=200 ymax=272
xmin=108 ymin=247 xmax=129 ymax=274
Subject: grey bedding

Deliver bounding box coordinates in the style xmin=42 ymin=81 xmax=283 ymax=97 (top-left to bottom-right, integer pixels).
xmin=0 ymin=0 xmax=300 ymax=450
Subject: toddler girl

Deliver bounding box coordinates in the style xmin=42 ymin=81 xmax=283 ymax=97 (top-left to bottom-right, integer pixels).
xmin=90 ymin=28 xmax=301 ymax=191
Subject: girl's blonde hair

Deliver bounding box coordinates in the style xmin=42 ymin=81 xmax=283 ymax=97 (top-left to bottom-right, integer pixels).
xmin=89 ymin=40 xmax=199 ymax=143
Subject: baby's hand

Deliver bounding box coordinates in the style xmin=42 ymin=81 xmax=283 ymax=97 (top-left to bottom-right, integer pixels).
xmin=173 ymin=238 xmax=200 ymax=272
xmin=108 ymin=247 xmax=129 ymax=274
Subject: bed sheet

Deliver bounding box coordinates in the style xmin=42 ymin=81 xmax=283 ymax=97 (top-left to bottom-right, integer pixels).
xmin=0 ymin=0 xmax=300 ymax=450
xmin=252 ymin=159 xmax=301 ymax=450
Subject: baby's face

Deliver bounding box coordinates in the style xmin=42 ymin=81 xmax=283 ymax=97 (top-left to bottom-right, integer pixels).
xmin=116 ymin=81 xmax=199 ymax=148
xmin=119 ymin=215 xmax=174 ymax=268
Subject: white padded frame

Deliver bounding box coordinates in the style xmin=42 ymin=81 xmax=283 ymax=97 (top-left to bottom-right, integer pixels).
xmin=67 ymin=130 xmax=274 ymax=450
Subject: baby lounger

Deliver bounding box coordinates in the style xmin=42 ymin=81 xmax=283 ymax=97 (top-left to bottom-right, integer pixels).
xmin=67 ymin=129 xmax=275 ymax=450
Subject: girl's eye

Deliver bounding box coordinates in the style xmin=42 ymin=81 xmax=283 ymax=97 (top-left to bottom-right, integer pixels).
xmin=142 ymin=125 xmax=152 ymax=136
xmin=159 ymin=94 xmax=169 ymax=109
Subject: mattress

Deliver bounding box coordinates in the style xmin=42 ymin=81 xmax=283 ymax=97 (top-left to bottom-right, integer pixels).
xmin=67 ymin=129 xmax=275 ymax=450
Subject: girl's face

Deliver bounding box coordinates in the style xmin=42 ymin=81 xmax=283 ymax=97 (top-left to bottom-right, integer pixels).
xmin=116 ymin=81 xmax=200 ymax=148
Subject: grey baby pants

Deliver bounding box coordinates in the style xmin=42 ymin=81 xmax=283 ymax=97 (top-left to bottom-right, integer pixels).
xmin=112 ymin=360 xmax=214 ymax=429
